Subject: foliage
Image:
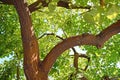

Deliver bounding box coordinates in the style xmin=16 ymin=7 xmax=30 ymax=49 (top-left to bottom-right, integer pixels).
xmin=0 ymin=0 xmax=120 ymax=80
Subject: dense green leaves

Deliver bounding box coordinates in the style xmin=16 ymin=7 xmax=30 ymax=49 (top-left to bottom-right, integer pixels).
xmin=0 ymin=0 xmax=120 ymax=80
xmin=0 ymin=4 xmax=23 ymax=80
xmin=48 ymin=2 xmax=57 ymax=12
xmin=0 ymin=5 xmax=21 ymax=57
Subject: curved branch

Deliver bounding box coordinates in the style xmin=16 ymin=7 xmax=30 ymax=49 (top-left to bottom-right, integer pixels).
xmin=39 ymin=32 xmax=90 ymax=71
xmin=42 ymin=20 xmax=120 ymax=73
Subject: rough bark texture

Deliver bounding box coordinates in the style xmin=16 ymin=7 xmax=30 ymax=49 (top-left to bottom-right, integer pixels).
xmin=13 ymin=0 xmax=47 ymax=80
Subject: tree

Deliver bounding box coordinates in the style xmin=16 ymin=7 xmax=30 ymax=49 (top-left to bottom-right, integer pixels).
xmin=0 ymin=0 xmax=120 ymax=80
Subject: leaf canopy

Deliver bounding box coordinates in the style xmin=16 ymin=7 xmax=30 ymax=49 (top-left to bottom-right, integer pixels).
xmin=0 ymin=0 xmax=120 ymax=79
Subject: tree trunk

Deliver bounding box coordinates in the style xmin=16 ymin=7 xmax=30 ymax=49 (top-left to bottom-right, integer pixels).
xmin=13 ymin=0 xmax=48 ymax=80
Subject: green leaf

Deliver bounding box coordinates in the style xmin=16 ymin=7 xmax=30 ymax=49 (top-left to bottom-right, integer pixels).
xmin=83 ymin=12 xmax=95 ymax=24
xmin=53 ymin=0 xmax=59 ymax=3
xmin=48 ymin=2 xmax=57 ymax=12
xmin=106 ymin=4 xmax=119 ymax=20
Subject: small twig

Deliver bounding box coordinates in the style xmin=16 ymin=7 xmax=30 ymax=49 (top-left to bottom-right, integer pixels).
xmin=71 ymin=53 xmax=90 ymax=71
xmin=62 ymin=28 xmax=67 ymax=38
xmin=38 ymin=33 xmax=64 ymax=40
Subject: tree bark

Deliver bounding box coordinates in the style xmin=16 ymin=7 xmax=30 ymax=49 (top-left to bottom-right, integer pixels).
xmin=13 ymin=0 xmax=47 ymax=80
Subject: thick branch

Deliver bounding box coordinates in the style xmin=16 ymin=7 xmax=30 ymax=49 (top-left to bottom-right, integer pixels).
xmin=96 ymin=20 xmax=120 ymax=47
xmin=39 ymin=33 xmax=89 ymax=71
xmin=42 ymin=20 xmax=120 ymax=73
xmin=39 ymin=32 xmax=90 ymax=71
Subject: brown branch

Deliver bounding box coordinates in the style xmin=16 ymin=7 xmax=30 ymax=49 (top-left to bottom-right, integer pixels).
xmin=80 ymin=76 xmax=88 ymax=80
xmin=42 ymin=34 xmax=97 ymax=73
xmin=28 ymin=0 xmax=42 ymax=13
xmin=102 ymin=75 xmax=110 ymax=80
xmin=42 ymin=20 xmax=120 ymax=74
xmin=75 ymin=53 xmax=90 ymax=71
xmin=72 ymin=53 xmax=90 ymax=71
xmin=0 ymin=0 xmax=14 ymax=5
xmin=73 ymin=52 xmax=79 ymax=70
xmin=39 ymin=32 xmax=90 ymax=71
xmin=96 ymin=20 xmax=120 ymax=48
xmin=28 ymin=0 xmax=91 ymax=13
xmin=100 ymin=0 xmax=105 ymax=7
xmin=57 ymin=1 xmax=91 ymax=9
xmin=72 ymin=47 xmax=90 ymax=71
